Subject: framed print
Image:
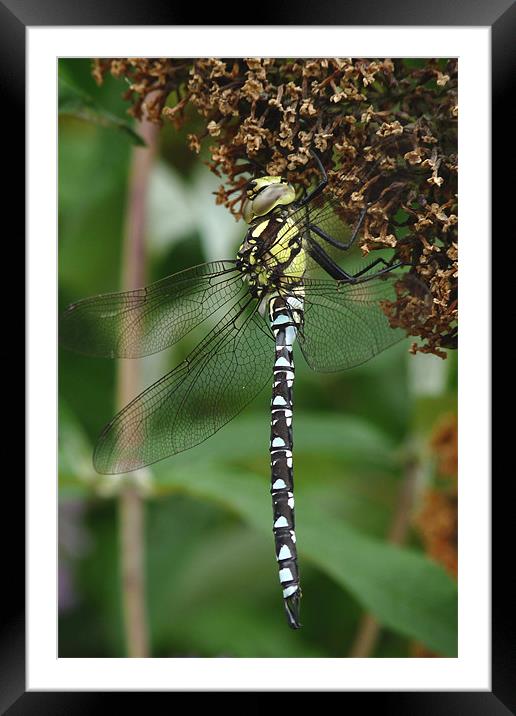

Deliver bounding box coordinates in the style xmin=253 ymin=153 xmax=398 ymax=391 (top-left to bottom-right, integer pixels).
xmin=7 ymin=0 xmax=504 ymax=709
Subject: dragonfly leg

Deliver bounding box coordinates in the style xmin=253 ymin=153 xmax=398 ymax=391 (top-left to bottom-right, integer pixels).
xmin=308 ymin=204 xmax=368 ymax=252
xmin=351 ymin=257 xmax=405 ymax=281
xmin=296 ymin=149 xmax=328 ymax=208
xmin=305 ymin=234 xmax=360 ymax=282
xmin=307 ymin=226 xmax=405 ymax=283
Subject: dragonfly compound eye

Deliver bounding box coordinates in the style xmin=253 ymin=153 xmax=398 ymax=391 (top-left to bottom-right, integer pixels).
xmin=243 ymin=178 xmax=296 ymax=223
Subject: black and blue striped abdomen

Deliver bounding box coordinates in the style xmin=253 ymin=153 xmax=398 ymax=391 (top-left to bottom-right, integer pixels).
xmin=269 ymin=294 xmax=304 ymax=628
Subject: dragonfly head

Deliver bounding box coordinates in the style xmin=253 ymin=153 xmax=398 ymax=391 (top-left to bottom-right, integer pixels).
xmin=243 ymin=176 xmax=296 ymax=224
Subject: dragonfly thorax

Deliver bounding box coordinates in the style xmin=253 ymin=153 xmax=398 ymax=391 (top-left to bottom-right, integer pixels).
xmin=236 ymin=210 xmax=306 ymax=299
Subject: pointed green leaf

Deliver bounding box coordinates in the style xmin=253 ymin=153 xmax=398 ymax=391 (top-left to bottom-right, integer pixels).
xmin=152 ymin=460 xmax=457 ymax=656
xmin=58 ymin=75 xmax=145 ymax=147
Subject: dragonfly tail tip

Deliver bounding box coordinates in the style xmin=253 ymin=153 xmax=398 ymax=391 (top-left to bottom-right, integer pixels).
xmin=284 ymin=592 xmax=302 ymax=629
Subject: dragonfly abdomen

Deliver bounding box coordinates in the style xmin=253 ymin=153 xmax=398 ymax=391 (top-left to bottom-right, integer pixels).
xmin=269 ymin=295 xmax=304 ymax=629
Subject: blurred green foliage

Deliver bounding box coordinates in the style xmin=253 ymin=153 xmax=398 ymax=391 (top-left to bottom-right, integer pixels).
xmin=58 ymin=59 xmax=458 ymax=658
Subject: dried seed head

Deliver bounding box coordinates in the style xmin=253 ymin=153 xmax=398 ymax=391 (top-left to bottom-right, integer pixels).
xmin=94 ymin=57 xmax=458 ymax=357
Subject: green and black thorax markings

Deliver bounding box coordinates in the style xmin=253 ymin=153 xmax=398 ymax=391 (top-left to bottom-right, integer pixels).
xmin=236 ymin=176 xmax=306 ymax=299
xmin=60 ymin=146 xmax=410 ymax=630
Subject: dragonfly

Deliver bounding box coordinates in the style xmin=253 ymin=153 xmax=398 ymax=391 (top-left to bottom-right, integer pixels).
xmin=60 ymin=145 xmax=412 ymax=630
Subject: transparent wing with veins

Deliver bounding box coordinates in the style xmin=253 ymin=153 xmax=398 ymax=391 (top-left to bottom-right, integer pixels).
xmin=60 ymin=261 xmax=244 ymax=358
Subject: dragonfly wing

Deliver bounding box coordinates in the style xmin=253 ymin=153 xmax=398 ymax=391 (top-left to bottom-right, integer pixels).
xmin=295 ymin=275 xmax=405 ymax=373
xmin=60 ymin=260 xmax=243 ymax=358
xmin=94 ymin=296 xmax=273 ymax=474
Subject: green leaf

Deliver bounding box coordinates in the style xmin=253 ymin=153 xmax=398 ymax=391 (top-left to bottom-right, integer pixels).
xmin=165 ymin=413 xmax=398 ymax=474
xmin=169 ymin=602 xmax=324 ymax=657
xmin=68 ymin=495 xmax=324 ymax=656
xmin=59 ymin=401 xmax=97 ymax=491
xmin=60 ymin=408 xmax=457 ymax=654
xmin=58 ymin=74 xmax=145 ymax=147
xmin=300 ymin=518 xmax=457 ymax=656
xmin=152 ymin=460 xmax=457 ymax=656
xmin=60 ymin=413 xmax=397 ymax=494
xmin=147 ymin=510 xmax=323 ymax=656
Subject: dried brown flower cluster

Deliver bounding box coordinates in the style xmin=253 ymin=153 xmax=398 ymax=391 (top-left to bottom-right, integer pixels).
xmin=415 ymin=413 xmax=458 ymax=578
xmin=93 ymin=58 xmax=458 ymax=356
xmin=411 ymin=412 xmax=457 ymax=657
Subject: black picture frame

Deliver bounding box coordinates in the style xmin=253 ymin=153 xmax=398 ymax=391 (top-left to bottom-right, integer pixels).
xmin=10 ymin=0 xmax=503 ymax=710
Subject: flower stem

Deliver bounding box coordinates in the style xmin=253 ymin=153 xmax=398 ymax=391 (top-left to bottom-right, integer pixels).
xmin=117 ymin=106 xmax=159 ymax=658
xmin=348 ymin=458 xmax=419 ymax=658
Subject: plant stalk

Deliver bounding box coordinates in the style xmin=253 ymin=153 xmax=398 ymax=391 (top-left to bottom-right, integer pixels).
xmin=348 ymin=458 xmax=419 ymax=658
xmin=117 ymin=107 xmax=160 ymax=658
